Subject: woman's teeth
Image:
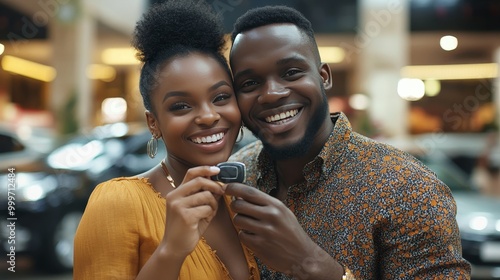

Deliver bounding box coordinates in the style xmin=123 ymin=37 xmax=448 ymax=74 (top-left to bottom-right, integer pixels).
xmin=265 ymin=109 xmax=299 ymax=123
xmin=190 ymin=132 xmax=224 ymax=144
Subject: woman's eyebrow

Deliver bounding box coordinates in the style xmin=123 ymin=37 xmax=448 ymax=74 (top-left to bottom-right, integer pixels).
xmin=162 ymin=91 xmax=186 ymax=103
xmin=162 ymin=81 xmax=231 ymax=103
xmin=209 ymin=80 xmax=231 ymax=91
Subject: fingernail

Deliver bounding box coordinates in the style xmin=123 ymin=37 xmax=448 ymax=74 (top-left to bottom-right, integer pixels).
xmin=210 ymin=166 xmax=220 ymax=172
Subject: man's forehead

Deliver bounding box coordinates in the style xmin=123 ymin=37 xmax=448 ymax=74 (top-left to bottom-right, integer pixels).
xmin=233 ymin=23 xmax=303 ymax=46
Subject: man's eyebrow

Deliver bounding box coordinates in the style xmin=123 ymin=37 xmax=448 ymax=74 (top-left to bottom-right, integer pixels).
xmin=233 ymin=55 xmax=307 ymax=82
xmin=276 ymin=55 xmax=307 ymax=66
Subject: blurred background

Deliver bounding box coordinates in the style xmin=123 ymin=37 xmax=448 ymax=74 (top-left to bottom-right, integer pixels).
xmin=0 ymin=0 xmax=499 ymax=279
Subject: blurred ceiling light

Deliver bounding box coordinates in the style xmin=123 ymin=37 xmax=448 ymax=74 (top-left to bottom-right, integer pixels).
xmin=101 ymin=97 xmax=127 ymax=123
xmin=401 ymin=63 xmax=497 ymax=80
xmin=0 ymin=43 xmax=4 ymax=55
xmin=16 ymin=125 xmax=33 ymax=141
xmin=424 ymin=79 xmax=441 ymax=97
xmin=318 ymin=47 xmax=345 ymax=63
xmin=348 ymin=93 xmax=370 ymax=110
xmin=1 ymin=55 xmax=56 ymax=82
xmin=101 ymin=48 xmax=140 ymax=65
xmin=397 ymin=78 xmax=425 ymax=101
xmin=440 ymin=35 xmax=458 ymax=51
xmin=86 ymin=64 xmax=116 ymax=82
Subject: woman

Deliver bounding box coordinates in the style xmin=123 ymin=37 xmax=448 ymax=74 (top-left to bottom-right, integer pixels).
xmin=73 ymin=1 xmax=259 ymax=279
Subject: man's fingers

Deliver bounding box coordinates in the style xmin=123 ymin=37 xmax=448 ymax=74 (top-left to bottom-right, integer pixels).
xmin=232 ymin=210 xmax=262 ymax=233
xmin=225 ymin=183 xmax=272 ymax=206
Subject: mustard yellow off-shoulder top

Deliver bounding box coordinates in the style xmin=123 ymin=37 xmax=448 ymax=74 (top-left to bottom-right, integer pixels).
xmin=73 ymin=177 xmax=259 ymax=280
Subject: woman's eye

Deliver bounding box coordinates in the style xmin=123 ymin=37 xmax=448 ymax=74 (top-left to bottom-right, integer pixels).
xmin=213 ymin=93 xmax=231 ymax=103
xmin=169 ymin=102 xmax=190 ymax=111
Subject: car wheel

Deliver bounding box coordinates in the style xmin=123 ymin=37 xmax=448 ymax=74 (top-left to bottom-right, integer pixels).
xmin=39 ymin=211 xmax=83 ymax=272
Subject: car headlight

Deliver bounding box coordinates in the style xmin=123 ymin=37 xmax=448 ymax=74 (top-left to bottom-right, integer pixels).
xmin=0 ymin=172 xmax=58 ymax=202
xmin=458 ymin=212 xmax=500 ymax=235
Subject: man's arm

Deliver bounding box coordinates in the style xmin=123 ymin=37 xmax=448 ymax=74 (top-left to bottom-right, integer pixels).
xmin=378 ymin=179 xmax=471 ymax=279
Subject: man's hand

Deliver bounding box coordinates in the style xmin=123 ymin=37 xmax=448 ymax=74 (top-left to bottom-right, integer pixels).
xmin=225 ymin=183 xmax=343 ymax=279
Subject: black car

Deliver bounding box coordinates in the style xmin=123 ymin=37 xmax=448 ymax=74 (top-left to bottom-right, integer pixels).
xmin=0 ymin=123 xmax=166 ymax=272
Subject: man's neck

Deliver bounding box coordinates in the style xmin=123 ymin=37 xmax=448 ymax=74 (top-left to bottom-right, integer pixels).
xmin=274 ymin=116 xmax=334 ymax=190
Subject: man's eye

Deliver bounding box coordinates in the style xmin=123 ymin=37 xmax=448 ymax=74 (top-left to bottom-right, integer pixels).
xmin=241 ymin=80 xmax=258 ymax=88
xmin=284 ymin=69 xmax=301 ymax=77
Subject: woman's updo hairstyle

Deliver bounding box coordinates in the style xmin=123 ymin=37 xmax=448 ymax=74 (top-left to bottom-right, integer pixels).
xmin=132 ymin=0 xmax=230 ymax=112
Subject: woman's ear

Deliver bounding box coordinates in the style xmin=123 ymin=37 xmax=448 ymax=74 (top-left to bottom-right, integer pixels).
xmin=145 ymin=110 xmax=160 ymax=137
xmin=319 ymin=63 xmax=333 ymax=91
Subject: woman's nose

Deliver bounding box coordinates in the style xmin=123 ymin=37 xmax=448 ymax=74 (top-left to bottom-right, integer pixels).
xmin=195 ymin=104 xmax=220 ymax=126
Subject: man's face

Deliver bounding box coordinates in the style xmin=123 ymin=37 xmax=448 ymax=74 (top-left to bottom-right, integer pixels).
xmin=230 ymin=24 xmax=331 ymax=159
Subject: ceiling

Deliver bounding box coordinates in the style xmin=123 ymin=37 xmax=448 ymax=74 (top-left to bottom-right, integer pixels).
xmin=1 ymin=0 xmax=500 ymax=71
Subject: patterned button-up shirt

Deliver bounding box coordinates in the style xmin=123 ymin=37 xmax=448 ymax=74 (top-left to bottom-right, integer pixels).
xmin=230 ymin=112 xmax=471 ymax=279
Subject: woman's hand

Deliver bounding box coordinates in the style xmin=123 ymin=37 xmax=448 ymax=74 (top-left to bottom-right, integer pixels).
xmin=162 ymin=166 xmax=223 ymax=258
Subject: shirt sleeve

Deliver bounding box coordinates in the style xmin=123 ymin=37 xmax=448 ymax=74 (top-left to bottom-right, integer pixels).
xmin=74 ymin=179 xmax=141 ymax=280
xmin=379 ymin=173 xmax=471 ymax=279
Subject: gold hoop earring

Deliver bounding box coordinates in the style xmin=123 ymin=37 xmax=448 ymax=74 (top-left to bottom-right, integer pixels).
xmin=147 ymin=135 xmax=158 ymax=158
xmin=236 ymin=126 xmax=244 ymax=143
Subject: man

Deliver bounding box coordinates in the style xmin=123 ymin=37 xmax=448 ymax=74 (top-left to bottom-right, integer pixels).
xmin=225 ymin=5 xmax=471 ymax=280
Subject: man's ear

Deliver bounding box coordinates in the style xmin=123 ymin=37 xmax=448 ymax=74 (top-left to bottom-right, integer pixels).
xmin=319 ymin=63 xmax=332 ymax=91
xmin=145 ymin=110 xmax=160 ymax=137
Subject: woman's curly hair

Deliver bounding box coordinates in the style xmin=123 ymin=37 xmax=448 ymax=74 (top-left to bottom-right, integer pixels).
xmin=132 ymin=0 xmax=230 ymax=112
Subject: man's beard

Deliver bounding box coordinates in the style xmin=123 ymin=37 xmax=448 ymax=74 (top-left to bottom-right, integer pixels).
xmin=252 ymin=89 xmax=330 ymax=161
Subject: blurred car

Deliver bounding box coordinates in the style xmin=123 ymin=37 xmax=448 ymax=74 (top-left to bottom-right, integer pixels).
xmin=0 ymin=125 xmax=55 ymax=171
xmin=384 ymin=132 xmax=500 ymax=279
xmin=0 ymin=122 xmax=166 ymax=273
xmin=46 ymin=122 xmax=166 ymax=185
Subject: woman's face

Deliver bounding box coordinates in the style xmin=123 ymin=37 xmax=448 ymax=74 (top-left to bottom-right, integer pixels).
xmin=147 ymin=53 xmax=241 ymax=167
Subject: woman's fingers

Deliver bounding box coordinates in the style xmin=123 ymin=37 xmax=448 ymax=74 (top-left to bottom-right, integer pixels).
xmin=182 ymin=166 xmax=220 ymax=184
xmin=171 ymin=166 xmax=224 ymax=196
xmin=168 ymin=190 xmax=219 ymax=213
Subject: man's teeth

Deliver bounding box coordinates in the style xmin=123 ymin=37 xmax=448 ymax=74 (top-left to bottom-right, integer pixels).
xmin=265 ymin=109 xmax=299 ymax=123
xmin=191 ymin=132 xmax=224 ymax=144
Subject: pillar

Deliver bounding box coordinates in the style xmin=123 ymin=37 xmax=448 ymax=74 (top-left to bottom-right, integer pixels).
xmin=357 ymin=0 xmax=410 ymax=139
xmin=50 ymin=0 xmax=95 ymax=135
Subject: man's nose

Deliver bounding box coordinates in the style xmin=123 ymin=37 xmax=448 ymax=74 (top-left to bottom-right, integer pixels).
xmin=258 ymin=80 xmax=290 ymax=104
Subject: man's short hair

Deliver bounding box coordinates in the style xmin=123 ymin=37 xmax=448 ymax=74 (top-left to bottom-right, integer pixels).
xmin=230 ymin=5 xmax=320 ymax=62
